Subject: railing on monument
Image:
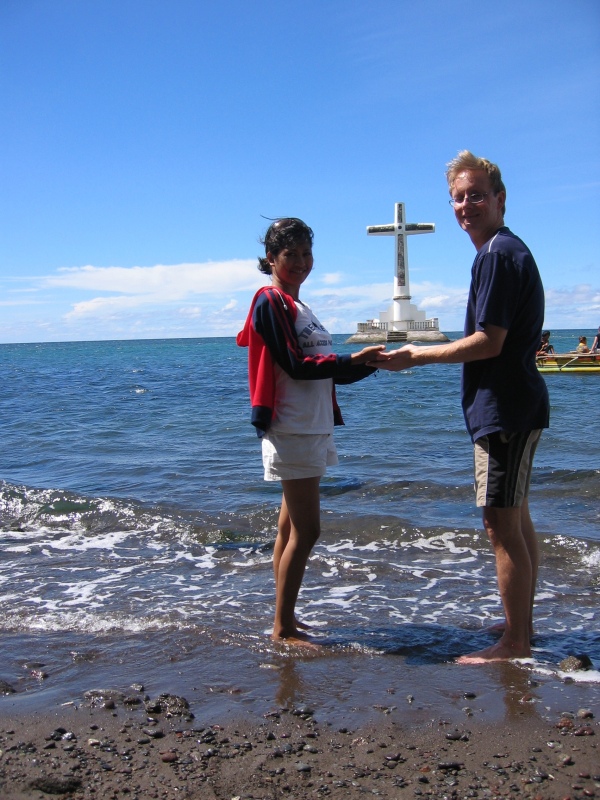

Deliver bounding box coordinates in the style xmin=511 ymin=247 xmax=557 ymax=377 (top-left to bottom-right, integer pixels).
xmin=357 ymin=318 xmax=439 ymax=333
xmin=408 ymin=319 xmax=439 ymax=331
xmin=357 ymin=321 xmax=388 ymax=332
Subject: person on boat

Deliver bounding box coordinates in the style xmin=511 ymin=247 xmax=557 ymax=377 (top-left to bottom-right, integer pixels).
xmin=576 ymin=336 xmax=590 ymax=353
xmin=590 ymin=327 xmax=600 ymax=354
xmin=237 ymin=217 xmax=383 ymax=646
xmin=536 ymin=330 xmax=554 ymax=356
xmin=370 ymin=151 xmax=550 ymax=664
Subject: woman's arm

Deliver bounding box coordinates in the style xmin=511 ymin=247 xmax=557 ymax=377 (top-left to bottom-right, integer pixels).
xmin=255 ymin=291 xmax=380 ymax=380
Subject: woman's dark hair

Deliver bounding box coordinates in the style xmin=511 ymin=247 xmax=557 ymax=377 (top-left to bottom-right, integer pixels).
xmin=257 ymin=217 xmax=314 ymax=275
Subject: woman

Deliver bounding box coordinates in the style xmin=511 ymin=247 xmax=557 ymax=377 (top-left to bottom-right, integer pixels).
xmin=237 ymin=218 xmax=382 ymax=645
xmin=576 ymin=336 xmax=590 ymax=353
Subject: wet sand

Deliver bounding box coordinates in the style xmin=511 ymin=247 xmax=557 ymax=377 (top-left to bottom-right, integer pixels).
xmin=1 ymin=665 xmax=598 ymax=800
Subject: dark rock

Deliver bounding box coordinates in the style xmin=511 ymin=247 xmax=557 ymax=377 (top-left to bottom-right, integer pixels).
xmin=30 ymin=669 xmax=48 ymax=679
xmin=144 ymin=693 xmax=193 ymax=718
xmin=0 ymin=679 xmax=16 ymax=695
xmin=47 ymin=728 xmax=68 ymax=741
xmin=578 ymin=708 xmax=594 ymax=719
xmin=142 ymin=728 xmax=164 ymax=739
xmin=29 ymin=775 xmax=82 ymax=794
xmin=291 ymin=705 xmax=314 ymax=717
xmin=558 ymin=654 xmax=593 ymax=672
xmin=123 ymin=695 xmax=142 ymax=706
xmin=84 ymin=689 xmax=126 ymax=708
xmin=573 ymin=726 xmax=595 ymax=736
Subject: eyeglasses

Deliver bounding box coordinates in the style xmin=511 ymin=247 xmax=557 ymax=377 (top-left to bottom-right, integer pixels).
xmin=449 ymin=192 xmax=489 ymax=208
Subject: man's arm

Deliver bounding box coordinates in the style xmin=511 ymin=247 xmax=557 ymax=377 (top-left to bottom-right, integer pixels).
xmin=370 ymin=324 xmax=508 ymax=371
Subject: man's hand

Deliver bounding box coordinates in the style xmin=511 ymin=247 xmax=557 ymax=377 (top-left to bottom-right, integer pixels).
xmin=367 ymin=326 xmax=508 ymax=370
xmin=367 ymin=344 xmax=421 ymax=371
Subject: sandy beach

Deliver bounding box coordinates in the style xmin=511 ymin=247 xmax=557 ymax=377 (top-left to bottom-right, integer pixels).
xmin=1 ymin=675 xmax=598 ymax=800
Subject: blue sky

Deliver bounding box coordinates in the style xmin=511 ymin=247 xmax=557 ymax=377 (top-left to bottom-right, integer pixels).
xmin=1 ymin=0 xmax=599 ymax=343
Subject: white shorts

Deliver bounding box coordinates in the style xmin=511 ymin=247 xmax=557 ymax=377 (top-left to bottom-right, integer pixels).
xmin=262 ymin=432 xmax=338 ymax=481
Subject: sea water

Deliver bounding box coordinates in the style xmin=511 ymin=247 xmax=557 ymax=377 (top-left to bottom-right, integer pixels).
xmin=0 ymin=331 xmax=598 ymax=723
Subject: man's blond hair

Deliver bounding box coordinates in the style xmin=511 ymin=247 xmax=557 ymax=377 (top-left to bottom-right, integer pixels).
xmin=446 ymin=150 xmax=506 ymax=214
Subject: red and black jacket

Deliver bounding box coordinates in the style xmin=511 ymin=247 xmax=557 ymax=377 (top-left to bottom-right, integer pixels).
xmin=237 ymin=286 xmax=375 ymax=436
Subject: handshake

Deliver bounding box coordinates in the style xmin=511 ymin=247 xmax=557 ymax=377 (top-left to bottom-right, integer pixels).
xmin=350 ymin=343 xmax=425 ymax=371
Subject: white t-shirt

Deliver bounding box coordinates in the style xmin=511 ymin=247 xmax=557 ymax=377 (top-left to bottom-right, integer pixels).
xmin=269 ymin=301 xmax=335 ymax=435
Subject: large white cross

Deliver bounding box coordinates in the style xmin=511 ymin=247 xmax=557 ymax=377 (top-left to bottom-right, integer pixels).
xmin=367 ymin=203 xmax=434 ymax=301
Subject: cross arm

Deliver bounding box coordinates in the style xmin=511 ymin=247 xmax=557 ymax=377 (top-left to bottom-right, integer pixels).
xmin=405 ymin=223 xmax=435 ymax=234
xmin=366 ymin=224 xmax=395 ymax=235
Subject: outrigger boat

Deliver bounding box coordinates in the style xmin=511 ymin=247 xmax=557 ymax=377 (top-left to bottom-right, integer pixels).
xmin=536 ymin=353 xmax=600 ymax=374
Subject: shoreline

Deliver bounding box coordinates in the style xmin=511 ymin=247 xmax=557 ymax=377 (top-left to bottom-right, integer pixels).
xmin=1 ymin=687 xmax=598 ymax=800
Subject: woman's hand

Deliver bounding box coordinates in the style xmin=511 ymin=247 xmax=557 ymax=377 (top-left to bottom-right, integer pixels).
xmin=350 ymin=345 xmax=386 ymax=365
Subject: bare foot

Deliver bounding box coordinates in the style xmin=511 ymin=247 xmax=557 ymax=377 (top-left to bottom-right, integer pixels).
xmin=456 ymin=639 xmax=531 ymax=664
xmin=271 ymin=630 xmax=321 ymax=649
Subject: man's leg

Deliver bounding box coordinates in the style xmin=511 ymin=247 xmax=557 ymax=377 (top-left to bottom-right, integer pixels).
xmin=520 ymin=498 xmax=539 ymax=638
xmin=486 ymin=499 xmax=539 ymax=639
xmin=458 ymin=430 xmax=541 ymax=663
xmin=457 ymin=506 xmax=533 ymax=663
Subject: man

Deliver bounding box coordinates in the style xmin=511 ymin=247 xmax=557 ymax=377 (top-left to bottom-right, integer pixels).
xmin=372 ymin=151 xmax=550 ymax=663
xmin=536 ymin=330 xmax=554 ymax=355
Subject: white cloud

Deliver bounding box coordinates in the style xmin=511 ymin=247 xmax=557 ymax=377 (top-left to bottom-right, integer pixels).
xmin=65 ymin=294 xmax=150 ymax=319
xmin=309 ymin=281 xmax=391 ymax=304
xmin=320 ymin=272 xmax=343 ymax=285
xmin=306 ymin=278 xmax=470 ymax=331
xmin=179 ymin=306 xmax=201 ymax=318
xmin=0 ymin=299 xmax=43 ymax=306
xmin=47 ymin=259 xmax=261 ymax=295
xmin=47 ymin=260 xmax=265 ymax=321
xmin=5 ymin=259 xmax=595 ymax=343
xmin=411 ymin=281 xmax=469 ymax=315
xmin=544 ymin=284 xmax=600 ymax=326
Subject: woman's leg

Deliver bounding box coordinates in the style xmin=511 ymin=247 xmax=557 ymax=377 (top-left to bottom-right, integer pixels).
xmin=273 ymin=495 xmax=310 ymax=631
xmin=273 ymin=494 xmax=291 ymax=592
xmin=272 ymin=476 xmax=321 ymax=641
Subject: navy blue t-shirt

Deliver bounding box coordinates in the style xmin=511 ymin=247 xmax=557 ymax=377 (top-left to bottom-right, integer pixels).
xmin=461 ymin=227 xmax=550 ymax=441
